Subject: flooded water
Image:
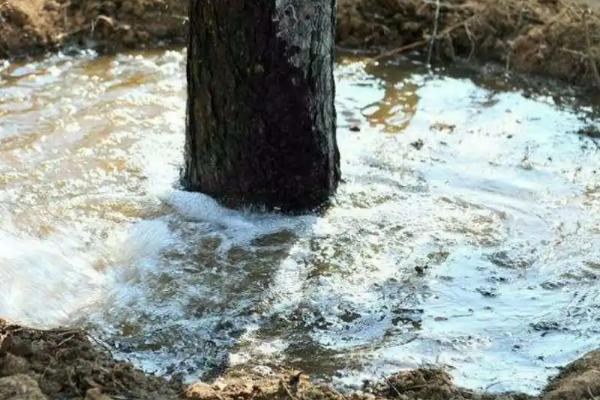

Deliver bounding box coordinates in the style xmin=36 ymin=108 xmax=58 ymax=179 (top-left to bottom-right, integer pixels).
xmin=0 ymin=49 xmax=599 ymax=395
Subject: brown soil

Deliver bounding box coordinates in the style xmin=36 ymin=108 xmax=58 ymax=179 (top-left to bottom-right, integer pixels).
xmin=542 ymin=350 xmax=600 ymax=400
xmin=0 ymin=319 xmax=182 ymax=399
xmin=184 ymin=368 xmax=532 ymax=400
xmin=0 ymin=0 xmax=187 ymax=59
xmin=1 ymin=0 xmax=599 ymax=88
xmin=336 ymin=0 xmax=600 ymax=88
xmin=3 ymin=319 xmax=600 ymax=400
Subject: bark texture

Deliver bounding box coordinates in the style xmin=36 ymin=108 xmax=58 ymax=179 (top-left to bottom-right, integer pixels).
xmin=183 ymin=0 xmax=340 ymax=212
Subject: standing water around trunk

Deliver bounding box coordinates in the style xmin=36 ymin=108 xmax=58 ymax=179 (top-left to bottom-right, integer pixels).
xmin=0 ymin=49 xmax=599 ymax=395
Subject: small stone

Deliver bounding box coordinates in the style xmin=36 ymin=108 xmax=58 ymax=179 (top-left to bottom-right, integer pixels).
xmin=410 ymin=139 xmax=424 ymax=150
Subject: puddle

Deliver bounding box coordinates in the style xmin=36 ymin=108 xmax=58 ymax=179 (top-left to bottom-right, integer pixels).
xmin=0 ymin=49 xmax=599 ymax=395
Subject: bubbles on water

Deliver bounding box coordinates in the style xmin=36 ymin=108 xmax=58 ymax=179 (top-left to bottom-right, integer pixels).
xmin=105 ymin=220 xmax=174 ymax=280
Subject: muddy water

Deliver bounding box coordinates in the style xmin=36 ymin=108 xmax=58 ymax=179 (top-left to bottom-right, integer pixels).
xmin=0 ymin=49 xmax=599 ymax=395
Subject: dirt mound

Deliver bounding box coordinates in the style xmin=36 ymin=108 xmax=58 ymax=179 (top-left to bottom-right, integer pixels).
xmin=183 ymin=370 xmax=344 ymax=400
xmin=0 ymin=0 xmax=187 ymax=59
xmin=0 ymin=0 xmax=55 ymax=57
xmin=370 ymin=369 xmax=534 ymax=400
xmin=336 ymin=0 xmax=600 ymax=88
xmin=542 ymin=350 xmax=600 ymax=400
xmin=184 ymin=367 xmax=533 ymax=400
xmin=0 ymin=319 xmax=181 ymax=399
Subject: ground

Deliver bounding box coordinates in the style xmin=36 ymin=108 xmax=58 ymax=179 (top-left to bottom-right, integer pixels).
xmin=1 ymin=0 xmax=599 ymax=399
xmin=0 ymin=0 xmax=187 ymax=58
xmin=336 ymin=0 xmax=600 ymax=88
xmin=0 ymin=320 xmax=181 ymax=399
xmin=0 ymin=0 xmax=599 ymax=87
xmin=1 ymin=319 xmax=599 ymax=400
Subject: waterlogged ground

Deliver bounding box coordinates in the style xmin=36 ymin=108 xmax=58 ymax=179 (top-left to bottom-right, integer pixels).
xmin=0 ymin=49 xmax=599 ymax=395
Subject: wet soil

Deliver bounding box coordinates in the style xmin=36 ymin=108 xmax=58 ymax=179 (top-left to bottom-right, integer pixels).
xmin=1 ymin=0 xmax=599 ymax=87
xmin=542 ymin=350 xmax=600 ymax=400
xmin=0 ymin=319 xmax=182 ymax=399
xmin=2 ymin=319 xmax=599 ymax=399
xmin=184 ymin=368 xmax=533 ymax=400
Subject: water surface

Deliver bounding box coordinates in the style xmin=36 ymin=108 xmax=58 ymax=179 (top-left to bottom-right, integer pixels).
xmin=0 ymin=49 xmax=599 ymax=395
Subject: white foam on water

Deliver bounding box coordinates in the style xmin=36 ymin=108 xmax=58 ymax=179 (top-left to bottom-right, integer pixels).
xmin=103 ymin=219 xmax=174 ymax=283
xmin=0 ymin=218 xmax=174 ymax=328
xmin=0 ymin=230 xmax=104 ymax=327
xmin=164 ymin=189 xmax=314 ymax=255
xmin=167 ymin=190 xmax=255 ymax=231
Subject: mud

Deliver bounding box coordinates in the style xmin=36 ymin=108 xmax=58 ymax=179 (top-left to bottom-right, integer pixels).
xmin=0 ymin=319 xmax=182 ymax=399
xmin=184 ymin=368 xmax=531 ymax=400
xmin=542 ymin=350 xmax=600 ymax=400
xmin=3 ymin=319 xmax=600 ymax=399
xmin=1 ymin=0 xmax=599 ymax=87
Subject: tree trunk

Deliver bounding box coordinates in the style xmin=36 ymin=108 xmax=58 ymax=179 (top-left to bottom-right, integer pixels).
xmin=183 ymin=0 xmax=340 ymax=212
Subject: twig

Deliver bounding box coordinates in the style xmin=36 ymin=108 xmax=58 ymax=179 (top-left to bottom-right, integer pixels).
xmin=56 ymin=335 xmax=76 ymax=348
xmin=370 ymin=16 xmax=476 ymax=63
xmin=383 ymin=375 xmax=403 ymax=398
xmin=583 ymin=9 xmax=600 ymax=88
xmin=422 ymin=0 xmax=477 ymax=11
xmin=281 ymin=382 xmax=298 ymax=400
xmin=464 ymin=21 xmax=475 ymax=61
xmin=427 ymin=0 xmax=442 ymax=66
xmin=372 ymin=39 xmax=429 ymax=61
xmin=91 ymin=15 xmax=115 ymax=37
xmin=558 ymin=0 xmax=583 ymax=19
xmin=588 ymin=386 xmax=599 ymax=400
xmin=335 ymin=45 xmax=379 ymax=56
xmin=87 ymin=334 xmax=115 ymax=357
xmin=63 ymin=0 xmax=70 ymax=29
xmin=505 ymin=46 xmax=511 ymax=74
xmin=47 ymin=328 xmax=82 ymax=336
xmin=558 ymin=47 xmax=588 ymax=57
xmin=164 ymin=14 xmax=188 ymax=22
xmin=544 ymin=6 xmax=571 ymax=30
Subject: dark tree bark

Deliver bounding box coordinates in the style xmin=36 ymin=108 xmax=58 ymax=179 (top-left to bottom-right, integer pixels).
xmin=183 ymin=0 xmax=340 ymax=212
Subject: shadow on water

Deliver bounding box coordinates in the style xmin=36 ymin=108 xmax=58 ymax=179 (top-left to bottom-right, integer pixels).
xmin=0 ymin=49 xmax=599 ymax=394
